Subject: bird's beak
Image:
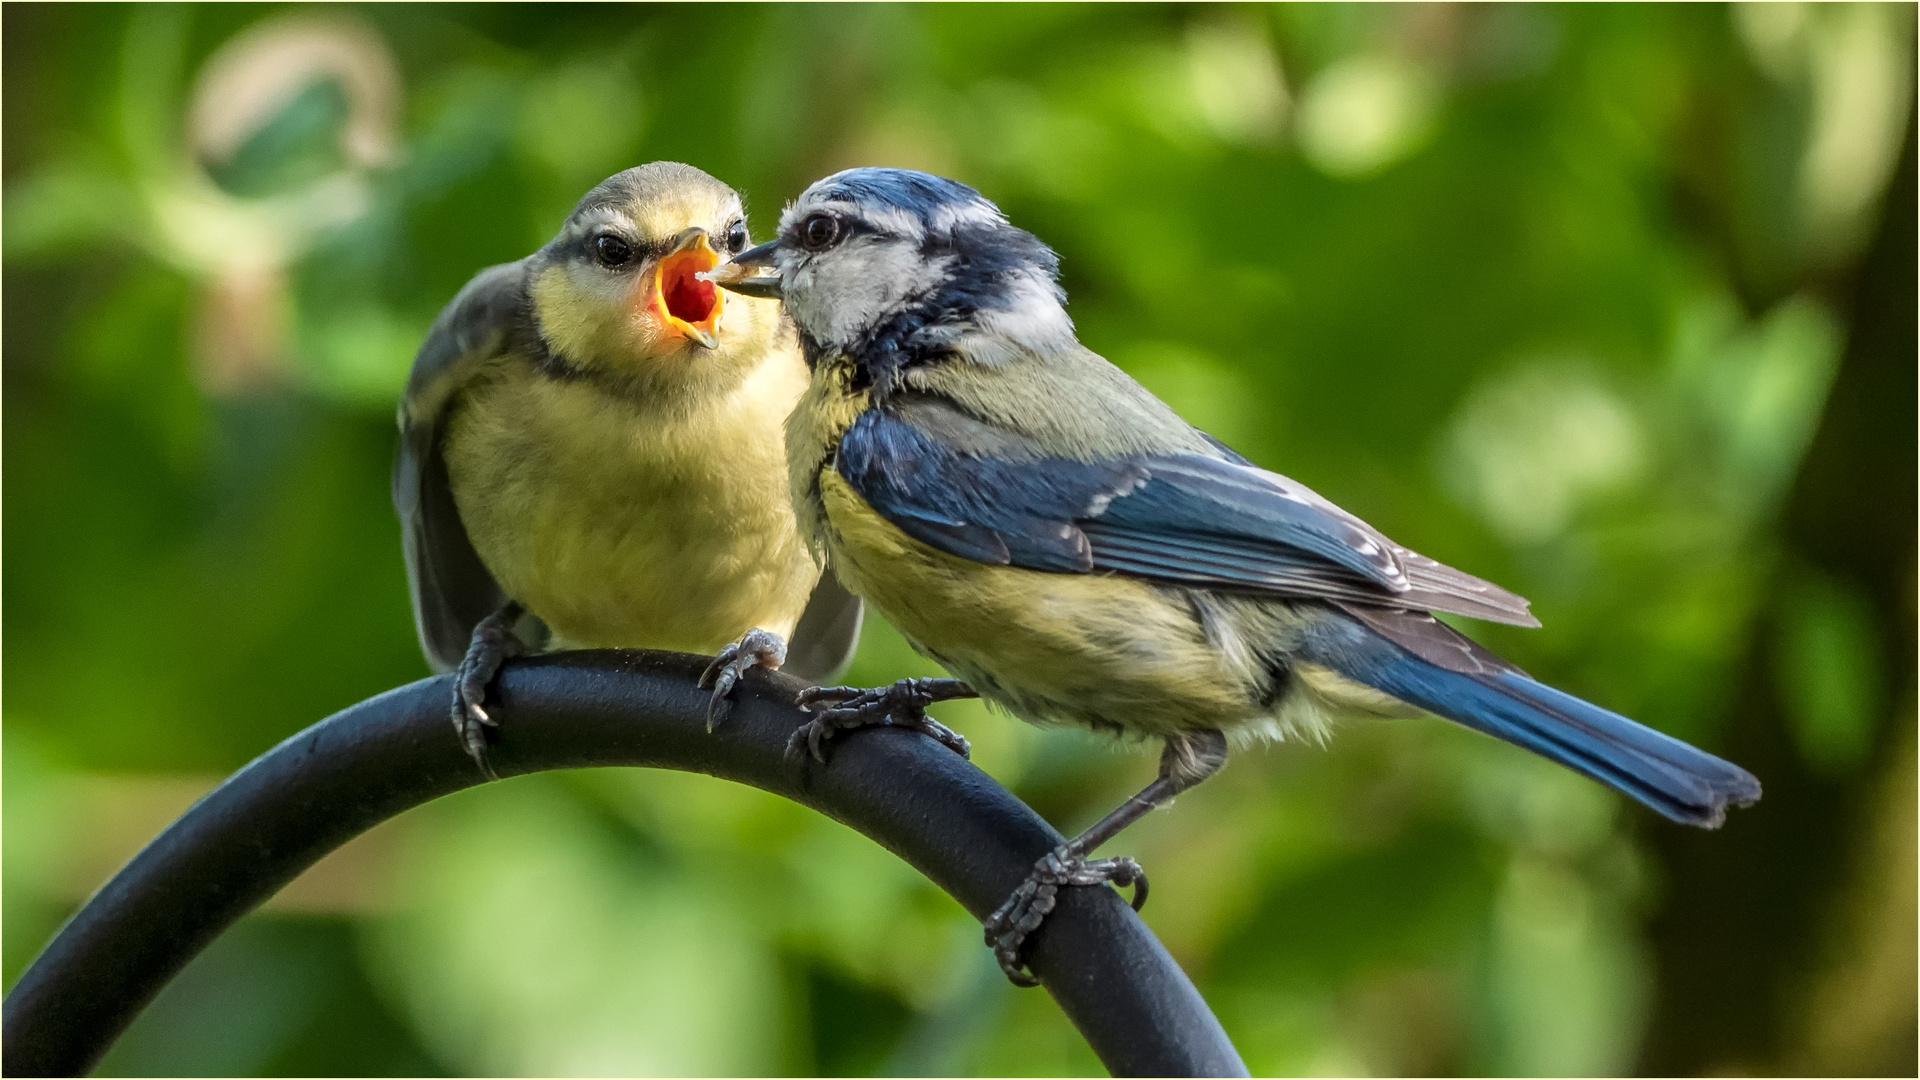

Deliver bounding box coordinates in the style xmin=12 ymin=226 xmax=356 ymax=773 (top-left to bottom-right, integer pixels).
xmin=652 ymin=227 xmax=725 ymax=349
xmin=700 ymin=240 xmax=783 ymax=299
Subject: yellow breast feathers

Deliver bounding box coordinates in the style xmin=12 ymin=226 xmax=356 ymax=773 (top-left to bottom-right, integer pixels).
xmin=785 ymin=354 xmax=872 ymax=558
xmin=445 ymin=349 xmax=818 ymax=654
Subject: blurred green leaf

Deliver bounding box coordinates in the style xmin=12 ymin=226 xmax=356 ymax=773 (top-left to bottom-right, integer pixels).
xmin=1778 ymin=567 xmax=1882 ymax=774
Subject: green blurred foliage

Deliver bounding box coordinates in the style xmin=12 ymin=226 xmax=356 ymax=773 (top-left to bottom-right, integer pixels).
xmin=4 ymin=3 xmax=1912 ymax=1076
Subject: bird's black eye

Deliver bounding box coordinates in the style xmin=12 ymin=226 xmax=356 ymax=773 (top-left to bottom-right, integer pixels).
xmin=725 ymin=220 xmax=748 ymax=254
xmin=801 ymin=213 xmax=841 ymax=251
xmin=593 ymin=234 xmax=634 ymax=269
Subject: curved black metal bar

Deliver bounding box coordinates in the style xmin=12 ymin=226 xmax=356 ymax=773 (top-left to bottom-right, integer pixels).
xmin=2 ymin=650 xmax=1247 ymax=1078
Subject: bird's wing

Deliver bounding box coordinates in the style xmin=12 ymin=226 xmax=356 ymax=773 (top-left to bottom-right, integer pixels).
xmin=783 ymin=569 xmax=865 ymax=683
xmin=394 ymin=261 xmax=529 ymax=672
xmin=834 ymin=395 xmax=1539 ymax=628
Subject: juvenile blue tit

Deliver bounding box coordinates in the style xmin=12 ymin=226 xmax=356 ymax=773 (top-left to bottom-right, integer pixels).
xmin=708 ymin=168 xmax=1761 ymax=985
xmin=395 ymin=162 xmax=861 ymax=778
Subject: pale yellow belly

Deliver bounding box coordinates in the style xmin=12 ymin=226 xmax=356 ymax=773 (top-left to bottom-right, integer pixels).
xmin=445 ymin=372 xmax=818 ymax=655
xmin=817 ymin=471 xmax=1264 ymax=736
xmin=480 ymin=485 xmax=813 ymax=654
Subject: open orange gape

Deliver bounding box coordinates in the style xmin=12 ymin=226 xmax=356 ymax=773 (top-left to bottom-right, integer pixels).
xmin=654 ymin=235 xmax=724 ymax=349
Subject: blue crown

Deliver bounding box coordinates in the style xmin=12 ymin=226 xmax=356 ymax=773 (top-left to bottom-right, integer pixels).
xmin=811 ymin=168 xmax=996 ymax=220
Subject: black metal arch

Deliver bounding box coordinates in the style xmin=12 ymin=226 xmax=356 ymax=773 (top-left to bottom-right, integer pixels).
xmin=1 ymin=650 xmax=1248 ymax=1077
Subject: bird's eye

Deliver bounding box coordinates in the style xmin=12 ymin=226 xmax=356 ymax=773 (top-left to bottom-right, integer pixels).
xmin=725 ymin=220 xmax=749 ymax=254
xmin=594 ymin=234 xmax=634 ymax=269
xmin=801 ymin=213 xmax=841 ymax=251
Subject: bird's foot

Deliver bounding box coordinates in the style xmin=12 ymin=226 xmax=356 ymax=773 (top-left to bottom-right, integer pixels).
xmin=984 ymin=844 xmax=1148 ymax=987
xmin=790 ymin=677 xmax=976 ymax=763
xmin=699 ymin=628 xmax=788 ymax=730
xmin=453 ymin=603 xmax=525 ymax=781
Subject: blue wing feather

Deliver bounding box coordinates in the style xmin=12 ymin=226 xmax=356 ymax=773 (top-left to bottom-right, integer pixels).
xmin=836 ymin=403 xmax=1538 ymax=626
xmin=835 ymin=406 xmax=1135 ymax=572
xmin=1096 ymin=456 xmax=1409 ymax=590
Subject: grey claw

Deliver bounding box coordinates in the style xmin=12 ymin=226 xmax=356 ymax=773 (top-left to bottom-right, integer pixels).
xmin=454 ymin=703 xmax=500 ymax=782
xmin=453 ymin=695 xmax=500 ymax=781
xmin=452 ymin=603 xmax=523 ymax=781
xmin=698 ymin=645 xmax=737 ymax=691
xmin=1123 ymin=862 xmax=1149 ymax=912
xmin=701 ymin=644 xmax=742 ymax=731
xmin=790 ymin=678 xmax=977 ymax=764
xmin=782 ymin=721 xmax=814 ymax=762
xmin=703 ymin=629 xmax=787 ymax=733
xmin=983 ymin=846 xmax=1147 ymax=986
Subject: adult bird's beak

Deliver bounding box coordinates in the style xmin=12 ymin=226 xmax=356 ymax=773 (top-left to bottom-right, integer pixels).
xmin=700 ymin=240 xmax=783 ymax=299
xmin=653 ymin=227 xmax=725 ymax=349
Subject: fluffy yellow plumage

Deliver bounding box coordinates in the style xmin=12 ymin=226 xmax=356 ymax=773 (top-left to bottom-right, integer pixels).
xmin=399 ymin=163 xmax=858 ymax=776
xmin=445 ymin=332 xmax=816 ymax=654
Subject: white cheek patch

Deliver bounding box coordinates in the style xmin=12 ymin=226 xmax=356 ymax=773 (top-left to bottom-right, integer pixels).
xmin=787 ymin=243 xmax=953 ymax=351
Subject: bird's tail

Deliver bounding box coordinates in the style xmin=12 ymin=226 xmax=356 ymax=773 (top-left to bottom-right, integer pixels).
xmin=1306 ymin=616 xmax=1761 ymax=828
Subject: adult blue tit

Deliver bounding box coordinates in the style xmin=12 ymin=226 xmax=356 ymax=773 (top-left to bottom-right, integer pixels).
xmin=395 ymin=162 xmax=862 ymax=778
xmin=708 ymin=167 xmax=1761 ymax=985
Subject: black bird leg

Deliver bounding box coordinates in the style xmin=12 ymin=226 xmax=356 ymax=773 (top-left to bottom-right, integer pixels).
xmin=985 ymin=728 xmax=1229 ymax=986
xmin=453 ymin=601 xmax=526 ymax=780
xmin=699 ymin=628 xmax=788 ymax=730
xmin=792 ymin=677 xmax=976 ymax=762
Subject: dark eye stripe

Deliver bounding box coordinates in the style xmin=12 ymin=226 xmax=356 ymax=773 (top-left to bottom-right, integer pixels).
xmin=571 ymin=229 xmax=663 ymax=267
xmin=788 ymin=213 xmax=879 ymax=245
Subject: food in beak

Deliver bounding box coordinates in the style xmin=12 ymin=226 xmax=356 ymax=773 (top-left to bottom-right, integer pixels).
xmin=654 ymin=236 xmax=724 ymax=348
xmin=699 ymin=260 xmax=783 ymax=299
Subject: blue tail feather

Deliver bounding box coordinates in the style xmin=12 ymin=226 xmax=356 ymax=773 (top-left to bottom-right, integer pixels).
xmin=1305 ymin=618 xmax=1762 ymax=828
